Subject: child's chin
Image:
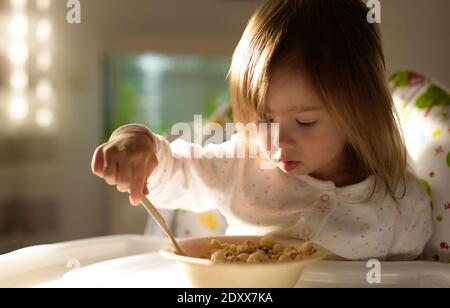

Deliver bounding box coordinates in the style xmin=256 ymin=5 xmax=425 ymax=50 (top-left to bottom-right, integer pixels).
xmin=286 ymin=169 xmax=306 ymax=176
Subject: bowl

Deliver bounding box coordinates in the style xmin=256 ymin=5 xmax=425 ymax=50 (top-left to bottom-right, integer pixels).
xmin=159 ymin=235 xmax=327 ymax=288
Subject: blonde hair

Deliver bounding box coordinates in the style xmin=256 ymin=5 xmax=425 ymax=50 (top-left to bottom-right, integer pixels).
xmin=228 ymin=0 xmax=407 ymax=202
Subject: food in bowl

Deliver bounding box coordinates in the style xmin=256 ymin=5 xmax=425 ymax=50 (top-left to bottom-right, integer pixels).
xmin=159 ymin=235 xmax=327 ymax=288
xmin=207 ymin=236 xmax=319 ymax=264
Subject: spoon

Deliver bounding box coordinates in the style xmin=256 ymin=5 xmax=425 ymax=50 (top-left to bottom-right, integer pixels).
xmin=140 ymin=197 xmax=187 ymax=256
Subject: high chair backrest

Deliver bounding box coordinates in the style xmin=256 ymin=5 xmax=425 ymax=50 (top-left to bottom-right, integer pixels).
xmin=390 ymin=70 xmax=450 ymax=263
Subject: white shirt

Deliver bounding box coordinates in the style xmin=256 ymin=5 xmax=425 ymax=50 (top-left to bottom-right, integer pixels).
xmin=113 ymin=124 xmax=433 ymax=261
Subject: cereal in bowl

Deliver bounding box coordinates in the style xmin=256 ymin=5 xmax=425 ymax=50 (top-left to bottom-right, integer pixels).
xmin=207 ymin=237 xmax=318 ymax=264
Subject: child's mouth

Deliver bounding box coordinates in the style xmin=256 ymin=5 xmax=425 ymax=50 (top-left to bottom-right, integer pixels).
xmin=279 ymin=160 xmax=300 ymax=172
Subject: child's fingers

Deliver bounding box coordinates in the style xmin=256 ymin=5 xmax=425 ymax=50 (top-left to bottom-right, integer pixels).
xmin=129 ymin=160 xmax=147 ymax=206
xmin=103 ymin=152 xmax=118 ymax=185
xmin=91 ymin=145 xmax=105 ymax=177
xmin=128 ymin=195 xmax=137 ymax=207
xmin=141 ymin=154 xmax=157 ymax=196
xmin=116 ymin=160 xmax=132 ymax=193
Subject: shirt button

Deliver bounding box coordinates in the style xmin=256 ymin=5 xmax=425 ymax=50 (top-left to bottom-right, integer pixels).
xmin=321 ymin=193 xmax=330 ymax=202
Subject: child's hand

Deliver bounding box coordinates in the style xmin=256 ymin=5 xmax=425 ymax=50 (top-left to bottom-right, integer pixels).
xmin=91 ymin=131 xmax=158 ymax=206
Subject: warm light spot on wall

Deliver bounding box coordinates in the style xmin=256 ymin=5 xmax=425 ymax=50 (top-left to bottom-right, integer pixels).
xmin=36 ymin=50 xmax=52 ymax=71
xmin=36 ymin=108 xmax=54 ymax=127
xmin=9 ymin=14 xmax=28 ymax=38
xmin=37 ymin=0 xmax=51 ymax=11
xmin=36 ymin=79 xmax=53 ymax=101
xmin=9 ymin=96 xmax=29 ymax=120
xmin=10 ymin=69 xmax=29 ymax=91
xmin=11 ymin=0 xmax=27 ymax=10
xmin=9 ymin=43 xmax=29 ymax=66
xmin=36 ymin=19 xmax=52 ymax=42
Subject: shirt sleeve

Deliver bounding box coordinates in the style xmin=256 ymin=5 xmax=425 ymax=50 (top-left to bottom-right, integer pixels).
xmin=387 ymin=172 xmax=433 ymax=260
xmin=110 ymin=123 xmax=243 ymax=213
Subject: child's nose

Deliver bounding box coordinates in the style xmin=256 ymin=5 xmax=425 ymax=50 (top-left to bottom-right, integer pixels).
xmin=279 ymin=130 xmax=295 ymax=149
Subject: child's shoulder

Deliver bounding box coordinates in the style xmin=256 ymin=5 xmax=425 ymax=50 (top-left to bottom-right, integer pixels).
xmin=402 ymin=170 xmax=428 ymax=196
xmin=387 ymin=170 xmax=433 ymax=259
xmin=395 ymin=169 xmax=431 ymax=212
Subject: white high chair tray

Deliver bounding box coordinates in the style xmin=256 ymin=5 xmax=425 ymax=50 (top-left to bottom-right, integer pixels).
xmin=0 ymin=235 xmax=448 ymax=288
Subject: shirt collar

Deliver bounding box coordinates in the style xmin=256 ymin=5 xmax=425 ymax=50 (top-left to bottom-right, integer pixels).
xmin=297 ymin=174 xmax=377 ymax=201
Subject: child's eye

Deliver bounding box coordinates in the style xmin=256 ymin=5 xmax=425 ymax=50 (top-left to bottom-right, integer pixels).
xmin=296 ymin=120 xmax=316 ymax=128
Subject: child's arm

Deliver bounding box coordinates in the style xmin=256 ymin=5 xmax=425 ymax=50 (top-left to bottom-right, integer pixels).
xmin=92 ymin=123 xmax=241 ymax=212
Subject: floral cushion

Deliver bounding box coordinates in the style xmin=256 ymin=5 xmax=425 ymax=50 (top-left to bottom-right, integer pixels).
xmin=390 ymin=70 xmax=450 ymax=262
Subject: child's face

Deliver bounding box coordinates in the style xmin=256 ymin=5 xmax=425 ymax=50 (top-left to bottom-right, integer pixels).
xmin=263 ymin=65 xmax=349 ymax=180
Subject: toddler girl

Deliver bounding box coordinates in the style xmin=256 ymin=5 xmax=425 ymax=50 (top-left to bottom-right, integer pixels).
xmin=91 ymin=0 xmax=432 ymax=260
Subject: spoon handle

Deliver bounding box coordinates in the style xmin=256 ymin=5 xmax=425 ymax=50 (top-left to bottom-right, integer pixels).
xmin=141 ymin=197 xmax=186 ymax=256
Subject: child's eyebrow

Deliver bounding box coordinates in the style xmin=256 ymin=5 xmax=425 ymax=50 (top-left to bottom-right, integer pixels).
xmin=266 ymin=105 xmax=324 ymax=114
xmin=297 ymin=105 xmax=323 ymax=112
